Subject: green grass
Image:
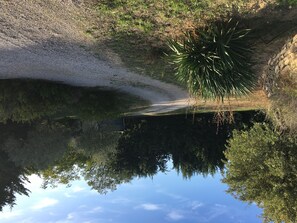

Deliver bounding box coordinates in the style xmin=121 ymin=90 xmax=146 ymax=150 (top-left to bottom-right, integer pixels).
xmin=90 ymin=0 xmax=255 ymax=84
xmin=88 ymin=0 xmax=296 ymax=89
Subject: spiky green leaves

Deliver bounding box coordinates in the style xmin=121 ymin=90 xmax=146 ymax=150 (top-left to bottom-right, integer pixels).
xmin=168 ymin=19 xmax=256 ymax=101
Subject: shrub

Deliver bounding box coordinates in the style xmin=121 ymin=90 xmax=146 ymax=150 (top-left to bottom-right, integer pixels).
xmin=168 ymin=19 xmax=256 ymax=102
xmin=268 ymin=70 xmax=297 ymax=133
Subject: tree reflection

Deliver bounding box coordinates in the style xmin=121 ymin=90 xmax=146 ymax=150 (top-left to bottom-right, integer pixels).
xmin=0 ymin=112 xmax=253 ymax=210
xmin=1 ymin=121 xmax=72 ymax=170
xmin=0 ymin=79 xmax=257 ymax=212
xmin=0 ymin=150 xmax=30 ymax=211
xmin=0 ymin=79 xmax=140 ymax=123
xmin=39 ymin=114 xmax=234 ymax=193
xmin=113 ymin=114 xmax=232 ymax=178
xmin=223 ymin=123 xmax=297 ymax=223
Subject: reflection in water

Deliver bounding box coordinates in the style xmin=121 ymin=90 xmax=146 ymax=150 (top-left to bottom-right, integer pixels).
xmin=0 ymin=78 xmax=141 ymax=212
xmin=223 ymin=123 xmax=297 ymax=223
xmin=114 ymin=114 xmax=232 ymax=178
xmin=0 ymin=106 xmax=256 ymax=212
xmin=0 ymin=150 xmax=29 ymax=211
xmin=0 ymin=79 xmax=142 ymax=122
xmin=1 ymin=79 xmax=294 ymax=223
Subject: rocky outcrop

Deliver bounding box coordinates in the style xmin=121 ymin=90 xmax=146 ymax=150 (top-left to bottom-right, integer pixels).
xmin=263 ymin=34 xmax=297 ymax=97
xmin=262 ymin=33 xmax=297 ymax=131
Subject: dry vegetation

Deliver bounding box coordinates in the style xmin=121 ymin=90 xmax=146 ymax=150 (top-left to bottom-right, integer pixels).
xmin=270 ymin=73 xmax=297 ymax=132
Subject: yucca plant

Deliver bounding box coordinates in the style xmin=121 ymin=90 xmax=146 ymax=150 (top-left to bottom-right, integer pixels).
xmin=168 ymin=19 xmax=256 ymax=102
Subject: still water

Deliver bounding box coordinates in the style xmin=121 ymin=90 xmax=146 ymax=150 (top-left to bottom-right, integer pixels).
xmin=0 ymin=170 xmax=262 ymax=223
xmin=0 ymin=79 xmax=274 ymax=223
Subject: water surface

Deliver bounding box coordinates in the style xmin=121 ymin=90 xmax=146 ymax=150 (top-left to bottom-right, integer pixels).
xmin=0 ymin=79 xmax=265 ymax=223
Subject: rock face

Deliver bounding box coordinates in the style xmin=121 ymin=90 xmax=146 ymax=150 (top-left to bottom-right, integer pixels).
xmin=262 ymin=33 xmax=297 ymax=131
xmin=262 ymin=34 xmax=297 ymax=98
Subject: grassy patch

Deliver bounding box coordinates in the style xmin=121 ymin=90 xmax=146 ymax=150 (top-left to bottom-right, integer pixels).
xmin=90 ymin=0 xmax=261 ymax=84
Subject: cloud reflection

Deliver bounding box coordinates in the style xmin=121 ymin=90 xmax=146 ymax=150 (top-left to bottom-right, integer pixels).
xmin=167 ymin=211 xmax=184 ymax=221
xmin=138 ymin=203 xmax=162 ymax=211
xmin=0 ymin=210 xmax=23 ymax=220
xmin=32 ymin=198 xmax=59 ymax=210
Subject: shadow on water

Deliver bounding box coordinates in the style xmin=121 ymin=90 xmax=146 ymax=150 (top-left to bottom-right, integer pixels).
xmin=0 ymin=79 xmax=146 ymax=122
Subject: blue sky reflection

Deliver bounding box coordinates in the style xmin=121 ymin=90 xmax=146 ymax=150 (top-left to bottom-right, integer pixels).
xmin=0 ymin=167 xmax=262 ymax=223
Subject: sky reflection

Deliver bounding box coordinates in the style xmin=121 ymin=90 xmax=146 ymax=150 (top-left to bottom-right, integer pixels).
xmin=0 ymin=165 xmax=262 ymax=223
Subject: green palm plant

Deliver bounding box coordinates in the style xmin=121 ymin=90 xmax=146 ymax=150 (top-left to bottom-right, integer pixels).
xmin=168 ymin=19 xmax=256 ymax=102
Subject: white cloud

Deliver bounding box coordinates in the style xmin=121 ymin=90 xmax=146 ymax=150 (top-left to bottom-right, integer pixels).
xmin=108 ymin=197 xmax=131 ymax=204
xmin=205 ymin=203 xmax=229 ymax=221
xmin=0 ymin=210 xmax=22 ymax=219
xmin=32 ymin=198 xmax=59 ymax=210
xmin=155 ymin=189 xmax=188 ymax=203
xmin=54 ymin=220 xmax=71 ymax=223
xmin=67 ymin=213 xmax=75 ymax=220
xmin=64 ymin=192 xmax=75 ymax=198
xmin=19 ymin=217 xmax=34 ymax=223
xmin=191 ymin=201 xmax=204 ymax=210
xmin=87 ymin=206 xmax=103 ymax=213
xmin=167 ymin=211 xmax=184 ymax=221
xmin=137 ymin=203 xmax=162 ymax=211
xmin=72 ymin=186 xmax=85 ymax=193
xmin=215 ymin=204 xmax=227 ymax=208
xmin=26 ymin=174 xmax=43 ymax=188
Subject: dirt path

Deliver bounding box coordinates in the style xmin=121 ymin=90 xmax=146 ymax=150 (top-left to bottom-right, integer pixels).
xmin=0 ymin=0 xmax=193 ymax=115
xmin=0 ymin=0 xmax=276 ymax=116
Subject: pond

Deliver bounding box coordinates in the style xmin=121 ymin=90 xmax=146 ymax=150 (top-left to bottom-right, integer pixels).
xmin=0 ymin=79 xmax=291 ymax=223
